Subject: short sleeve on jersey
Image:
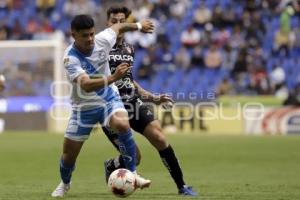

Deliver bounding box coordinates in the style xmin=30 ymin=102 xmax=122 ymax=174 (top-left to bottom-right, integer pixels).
xmin=95 ymin=28 xmax=117 ymax=51
xmin=64 ymin=56 xmax=85 ymax=82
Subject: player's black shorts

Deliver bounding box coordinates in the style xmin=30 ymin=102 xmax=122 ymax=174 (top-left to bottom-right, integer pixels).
xmin=102 ymin=98 xmax=155 ymax=149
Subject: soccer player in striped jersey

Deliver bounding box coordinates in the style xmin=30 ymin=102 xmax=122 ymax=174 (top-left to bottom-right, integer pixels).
xmin=51 ymin=14 xmax=154 ymax=197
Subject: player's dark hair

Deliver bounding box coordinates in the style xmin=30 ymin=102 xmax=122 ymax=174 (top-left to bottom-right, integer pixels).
xmin=71 ymin=15 xmax=94 ymax=31
xmin=107 ymin=6 xmax=131 ymax=20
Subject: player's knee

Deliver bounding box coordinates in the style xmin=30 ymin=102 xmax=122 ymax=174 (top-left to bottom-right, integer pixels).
xmin=153 ymin=123 xmax=163 ymax=133
xmin=114 ymin=121 xmax=130 ymax=133
xmin=155 ymin=130 xmax=167 ymax=146
xmin=151 ymin=125 xmax=168 ymax=148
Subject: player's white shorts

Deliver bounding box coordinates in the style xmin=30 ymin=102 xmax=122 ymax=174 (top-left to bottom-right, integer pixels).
xmin=65 ymin=97 xmax=126 ymax=142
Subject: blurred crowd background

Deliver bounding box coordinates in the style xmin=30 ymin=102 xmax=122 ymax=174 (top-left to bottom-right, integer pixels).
xmin=0 ymin=0 xmax=300 ymax=103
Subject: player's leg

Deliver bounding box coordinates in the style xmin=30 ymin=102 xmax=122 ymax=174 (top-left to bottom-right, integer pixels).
xmin=102 ymin=126 xmax=142 ymax=164
xmin=104 ymin=104 xmax=150 ymax=189
xmin=51 ymin=138 xmax=84 ymax=198
xmin=132 ymin=104 xmax=197 ymax=196
xmin=143 ymin=121 xmax=196 ymax=195
xmin=108 ymin=111 xmax=137 ymax=172
xmin=52 ymin=110 xmax=96 ymax=197
xmin=60 ymin=138 xmax=84 ymax=183
xmin=102 ymin=126 xmax=141 ymax=182
xmin=102 ymin=100 xmax=143 ymax=178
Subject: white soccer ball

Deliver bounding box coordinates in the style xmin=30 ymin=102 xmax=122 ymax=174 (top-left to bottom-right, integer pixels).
xmin=108 ymin=168 xmax=136 ymax=198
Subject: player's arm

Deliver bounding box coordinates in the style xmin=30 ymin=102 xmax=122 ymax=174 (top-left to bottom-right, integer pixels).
xmin=95 ymin=20 xmax=153 ymax=56
xmin=64 ymin=56 xmax=130 ymax=92
xmin=76 ymin=63 xmax=130 ymax=92
xmin=133 ymin=81 xmax=174 ymax=105
xmin=110 ymin=20 xmax=154 ymax=36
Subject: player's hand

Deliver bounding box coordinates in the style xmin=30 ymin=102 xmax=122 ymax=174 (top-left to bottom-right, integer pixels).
xmin=139 ymin=20 xmax=154 ymax=33
xmin=153 ymin=94 xmax=174 ymax=107
xmin=112 ymin=63 xmax=131 ymax=81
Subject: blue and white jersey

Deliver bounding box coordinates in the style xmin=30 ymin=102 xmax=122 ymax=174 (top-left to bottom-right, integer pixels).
xmin=63 ymin=28 xmax=120 ymax=111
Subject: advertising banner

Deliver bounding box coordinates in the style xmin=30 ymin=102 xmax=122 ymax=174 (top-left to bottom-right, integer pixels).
xmin=244 ymin=107 xmax=300 ymax=135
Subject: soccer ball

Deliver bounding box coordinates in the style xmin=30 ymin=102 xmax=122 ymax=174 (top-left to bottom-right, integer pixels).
xmin=108 ymin=168 xmax=136 ymax=198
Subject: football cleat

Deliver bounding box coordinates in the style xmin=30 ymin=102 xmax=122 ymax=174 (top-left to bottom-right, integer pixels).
xmin=51 ymin=181 xmax=71 ymax=197
xmin=133 ymin=173 xmax=151 ymax=189
xmin=104 ymin=159 xmax=115 ymax=183
xmin=178 ymin=185 xmax=198 ymax=196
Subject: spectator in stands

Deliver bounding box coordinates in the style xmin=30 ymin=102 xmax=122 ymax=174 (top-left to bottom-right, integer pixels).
xmin=222 ymin=4 xmax=236 ymax=27
xmin=32 ymin=17 xmax=53 ymax=40
xmin=190 ymin=46 xmax=204 ymax=69
xmin=0 ymin=25 xmax=9 ymax=40
xmin=244 ymin=11 xmax=265 ymax=47
xmin=248 ymin=45 xmax=266 ymax=72
xmin=214 ymin=26 xmax=230 ymax=47
xmin=170 ymin=0 xmax=189 ymax=20
xmin=273 ymin=28 xmax=295 ymax=57
xmin=270 ymin=64 xmax=286 ymax=94
xmin=174 ymin=46 xmax=190 ymax=71
xmin=9 ymin=0 xmax=23 ymax=11
xmin=204 ymin=42 xmax=222 ymax=69
xmin=150 ymin=0 xmax=170 ymax=22
xmin=222 ymin=44 xmax=237 ymax=70
xmin=293 ymin=26 xmax=300 ymax=50
xmin=35 ymin=0 xmax=56 ymax=17
xmin=131 ymin=0 xmax=151 ymax=20
xmin=245 ymin=0 xmax=262 ymax=12
xmin=217 ymin=77 xmax=234 ymax=95
xmin=269 ymin=61 xmax=289 ymax=99
xmin=273 ymin=6 xmax=295 ymax=56
xmin=137 ymin=54 xmax=152 ymax=80
xmin=155 ymin=41 xmax=175 ymax=72
xmin=0 ymin=0 xmax=11 ymax=12
xmin=248 ymin=64 xmax=270 ymax=95
xmin=180 ymin=24 xmax=201 ymax=48
xmin=234 ymin=73 xmax=250 ymax=94
xmin=193 ymin=2 xmax=211 ymax=28
xmin=200 ymin=23 xmax=214 ymax=48
xmin=229 ymin=25 xmax=246 ymax=49
xmin=63 ymin=0 xmax=98 ymax=18
xmin=211 ymin=5 xmax=225 ymax=28
xmin=25 ymin=17 xmax=39 ymax=39
xmin=10 ymin=19 xmax=27 ymax=40
xmin=231 ymin=47 xmax=248 ymax=77
xmin=280 ymin=5 xmax=294 ymax=33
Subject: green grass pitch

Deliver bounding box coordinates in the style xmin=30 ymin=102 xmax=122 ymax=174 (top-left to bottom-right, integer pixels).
xmin=1 ymin=131 xmax=300 ymax=200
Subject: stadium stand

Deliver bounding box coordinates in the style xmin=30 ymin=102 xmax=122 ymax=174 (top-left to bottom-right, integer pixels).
xmin=0 ymin=0 xmax=300 ymax=102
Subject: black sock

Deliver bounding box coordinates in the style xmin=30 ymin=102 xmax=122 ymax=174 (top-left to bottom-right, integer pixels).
xmin=159 ymin=145 xmax=185 ymax=189
xmin=106 ymin=155 xmax=126 ymax=171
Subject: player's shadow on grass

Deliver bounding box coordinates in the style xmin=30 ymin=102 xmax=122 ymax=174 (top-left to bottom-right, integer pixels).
xmin=66 ymin=192 xmax=199 ymax=199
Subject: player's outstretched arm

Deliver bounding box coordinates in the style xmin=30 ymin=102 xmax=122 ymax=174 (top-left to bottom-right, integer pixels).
xmin=133 ymin=81 xmax=174 ymax=105
xmin=76 ymin=63 xmax=130 ymax=92
xmin=110 ymin=20 xmax=154 ymax=36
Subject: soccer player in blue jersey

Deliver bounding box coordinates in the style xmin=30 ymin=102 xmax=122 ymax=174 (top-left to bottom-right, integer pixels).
xmin=102 ymin=6 xmax=198 ymax=196
xmin=51 ymin=14 xmax=154 ymax=197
